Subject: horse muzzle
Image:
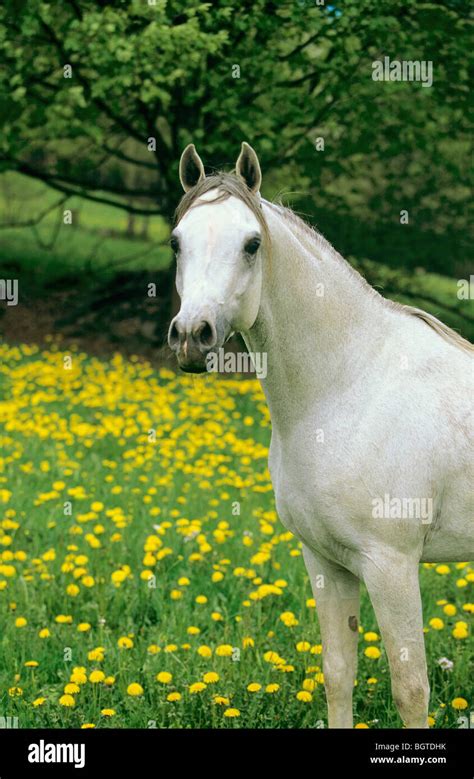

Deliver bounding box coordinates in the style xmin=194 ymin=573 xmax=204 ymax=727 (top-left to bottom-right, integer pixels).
xmin=168 ymin=315 xmax=219 ymax=373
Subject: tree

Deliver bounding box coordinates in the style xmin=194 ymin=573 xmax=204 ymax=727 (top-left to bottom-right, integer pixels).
xmin=0 ymin=0 xmax=471 ymax=329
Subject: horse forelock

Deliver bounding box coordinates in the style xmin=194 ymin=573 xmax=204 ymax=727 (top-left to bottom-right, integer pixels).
xmin=175 ymin=172 xmax=271 ymax=246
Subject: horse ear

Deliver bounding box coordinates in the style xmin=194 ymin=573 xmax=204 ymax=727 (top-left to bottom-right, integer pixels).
xmin=179 ymin=144 xmax=205 ymax=192
xmin=236 ymin=142 xmax=262 ymax=193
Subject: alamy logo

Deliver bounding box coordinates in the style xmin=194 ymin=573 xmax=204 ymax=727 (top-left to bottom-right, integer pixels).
xmin=0 ymin=279 xmax=18 ymax=306
xmin=457 ymin=275 xmax=474 ymax=299
xmin=372 ymin=56 xmax=433 ymax=88
xmin=28 ymin=740 xmax=85 ymax=769
xmin=0 ymin=715 xmax=18 ymax=728
xmin=206 ymin=348 xmax=268 ymax=379
xmin=372 ymin=493 xmax=433 ymax=524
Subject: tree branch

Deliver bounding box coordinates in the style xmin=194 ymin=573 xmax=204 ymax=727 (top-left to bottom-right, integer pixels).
xmin=4 ymin=157 xmax=157 ymax=199
xmin=0 ymin=161 xmax=163 ymax=215
xmin=0 ymin=195 xmax=69 ymax=228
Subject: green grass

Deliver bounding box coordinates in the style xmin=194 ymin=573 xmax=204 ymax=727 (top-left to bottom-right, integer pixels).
xmin=0 ymin=343 xmax=472 ymax=729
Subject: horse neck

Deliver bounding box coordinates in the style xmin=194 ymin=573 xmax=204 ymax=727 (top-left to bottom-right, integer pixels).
xmin=242 ymin=204 xmax=391 ymax=432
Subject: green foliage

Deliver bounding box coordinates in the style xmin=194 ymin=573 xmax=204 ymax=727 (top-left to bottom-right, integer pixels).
xmin=0 ymin=2 xmax=471 ymax=226
xmin=0 ymin=1 xmax=471 ymax=309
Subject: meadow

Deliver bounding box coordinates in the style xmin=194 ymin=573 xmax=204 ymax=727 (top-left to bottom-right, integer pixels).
xmin=0 ymin=341 xmax=472 ymax=729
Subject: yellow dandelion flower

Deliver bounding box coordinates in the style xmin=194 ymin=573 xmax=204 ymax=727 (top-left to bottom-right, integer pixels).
xmin=197 ymin=645 xmax=212 ymax=658
xmin=223 ymin=708 xmax=240 ymax=717
xmin=70 ymin=670 xmax=87 ymax=685
xmin=127 ymin=683 xmax=144 ymax=697
xmin=64 ymin=683 xmax=80 ymax=695
xmin=118 ymin=636 xmax=134 ymax=649
xmin=265 ymin=684 xmax=280 ymax=693
xmin=296 ymin=641 xmax=311 ymax=652
xmin=156 ymin=672 xmax=173 ymax=684
xmin=189 ymin=682 xmax=207 ymax=694
xmin=215 ymin=644 xmax=233 ymax=657
xmin=451 ymin=698 xmax=468 ymax=710
xmin=203 ymin=672 xmax=219 ymax=684
xmin=263 ymin=651 xmax=281 ymax=664
xmin=111 ymin=570 xmax=127 ymax=586
xmin=443 ymin=604 xmax=457 ymax=616
xmin=59 ymin=694 xmax=75 ymax=707
xmin=89 ymin=670 xmax=105 ymax=684
xmin=296 ymin=691 xmax=312 ymax=702
xmin=452 ymin=626 xmax=468 ymax=639
xmin=88 ymin=648 xmax=105 ymax=662
xmin=364 ymin=632 xmax=379 ymax=642
xmin=364 ymin=647 xmax=381 ymax=659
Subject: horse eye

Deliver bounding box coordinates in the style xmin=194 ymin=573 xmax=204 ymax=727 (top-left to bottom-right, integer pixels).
xmin=244 ymin=237 xmax=261 ymax=256
xmin=170 ymin=236 xmax=180 ymax=254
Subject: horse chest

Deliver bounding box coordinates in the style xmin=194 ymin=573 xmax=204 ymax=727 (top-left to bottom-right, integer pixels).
xmin=268 ymin=433 xmax=361 ymax=563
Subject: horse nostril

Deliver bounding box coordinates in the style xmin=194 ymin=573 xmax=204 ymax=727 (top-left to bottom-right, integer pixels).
xmin=168 ymin=319 xmax=182 ymax=350
xmin=195 ymin=320 xmax=216 ymax=349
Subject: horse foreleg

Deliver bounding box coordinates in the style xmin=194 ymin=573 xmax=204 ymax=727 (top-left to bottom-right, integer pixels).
xmin=363 ymin=551 xmax=429 ymax=728
xmin=303 ymin=546 xmax=360 ymax=728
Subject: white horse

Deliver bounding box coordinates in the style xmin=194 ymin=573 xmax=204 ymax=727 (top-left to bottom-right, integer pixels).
xmin=168 ymin=142 xmax=473 ymax=729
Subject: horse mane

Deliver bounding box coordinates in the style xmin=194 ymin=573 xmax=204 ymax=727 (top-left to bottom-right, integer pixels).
xmin=176 ymin=174 xmax=473 ymax=355
xmin=388 ymin=305 xmax=473 ymax=354
xmin=266 ymin=200 xmax=473 ymax=355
